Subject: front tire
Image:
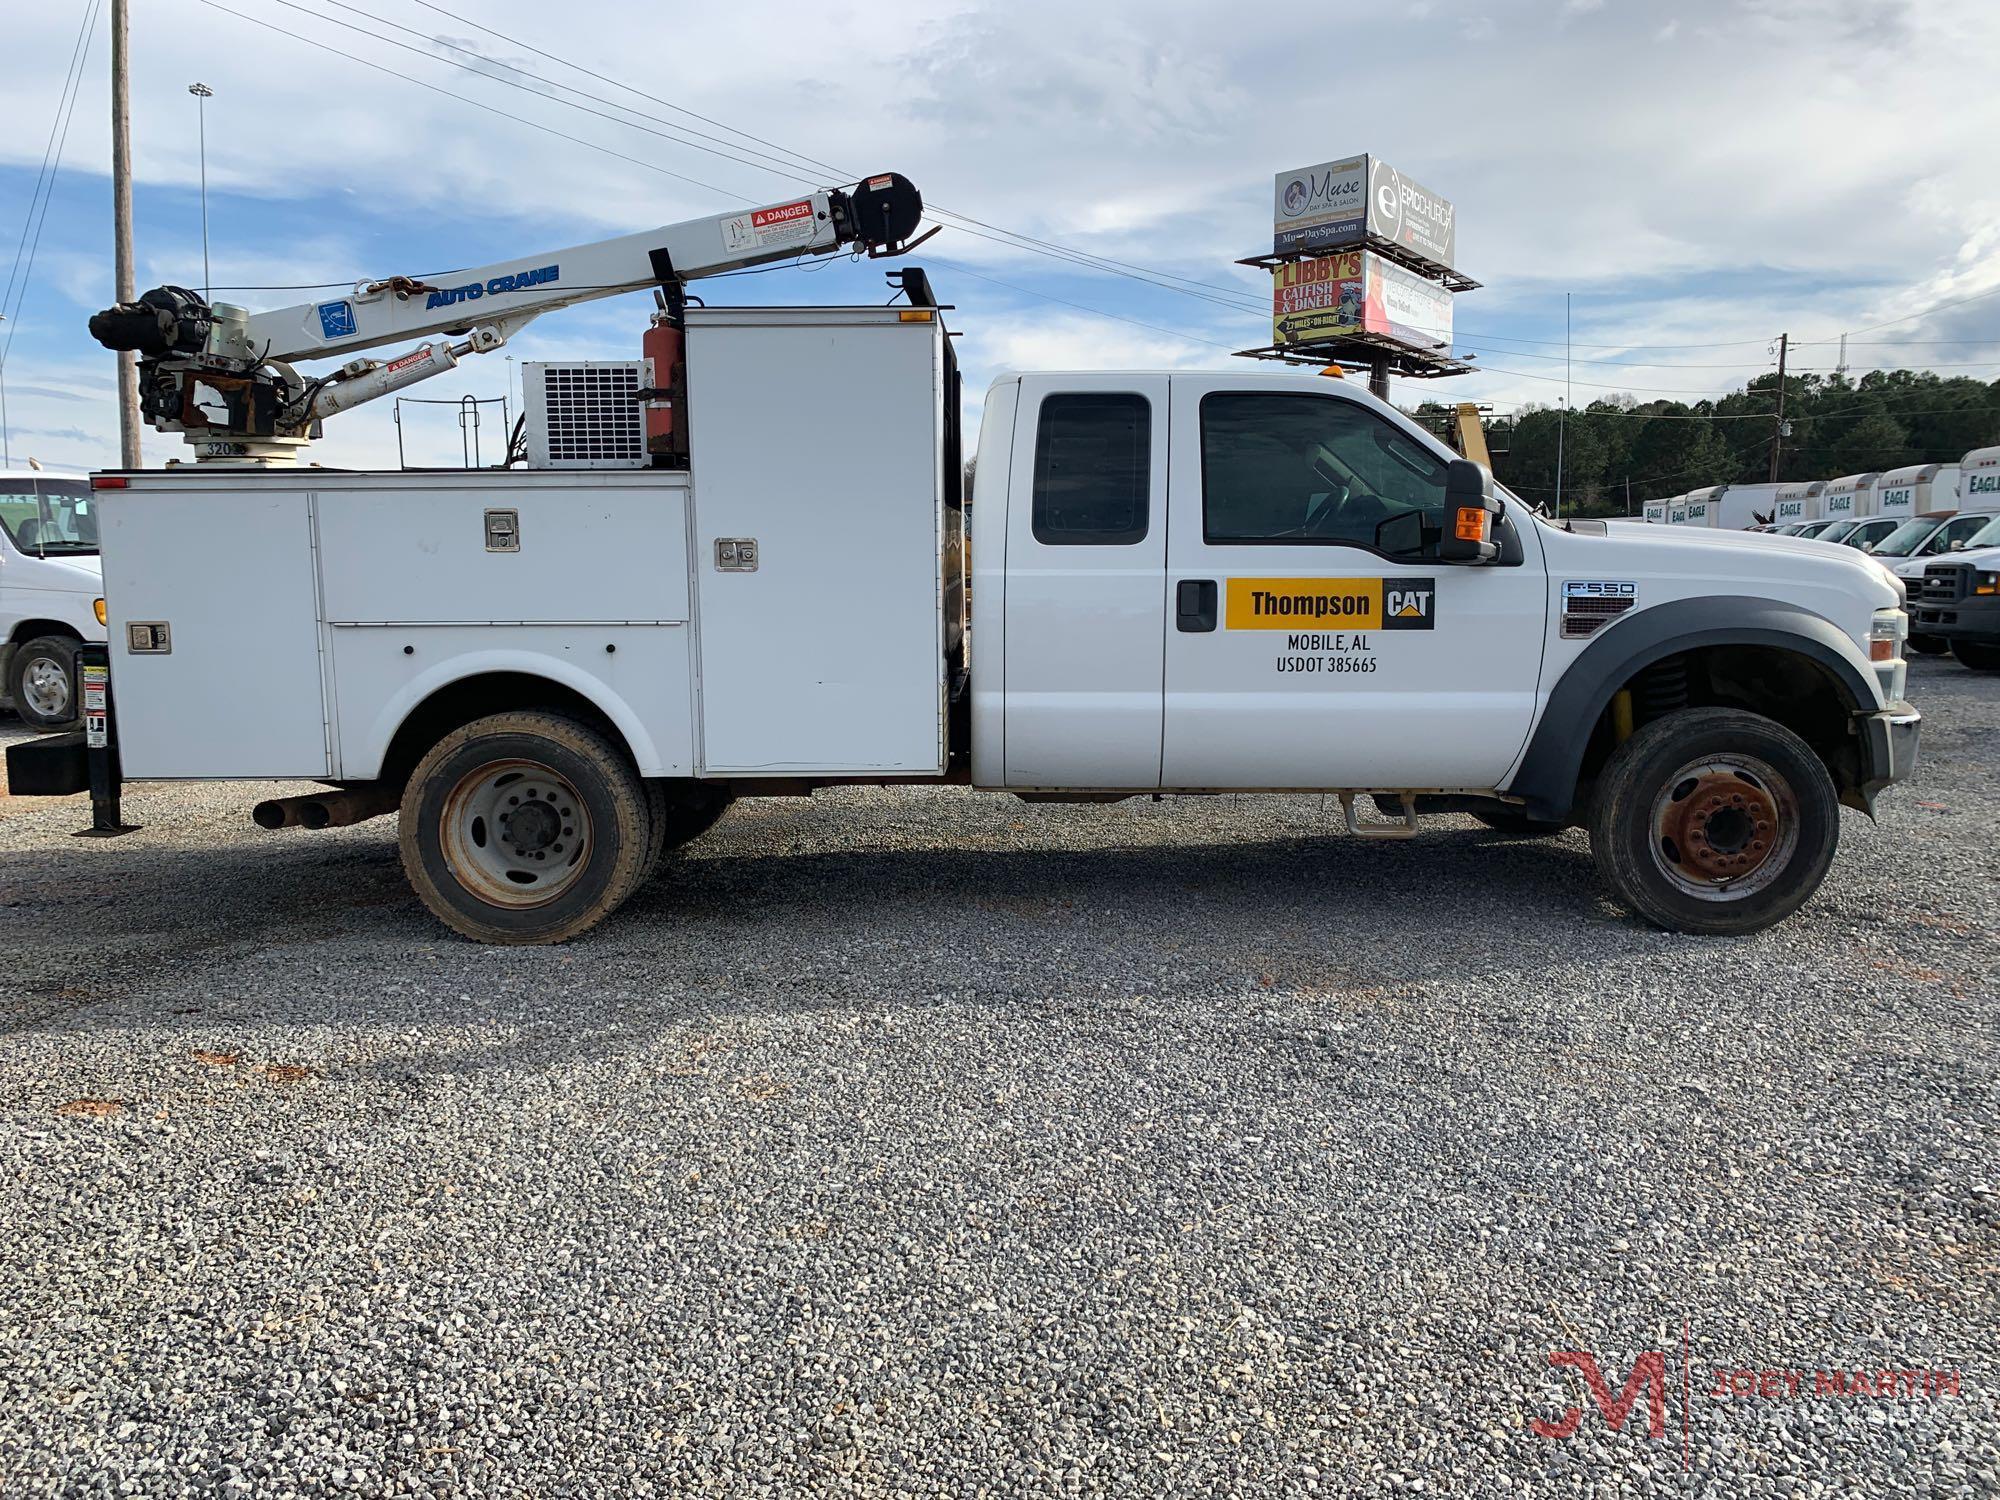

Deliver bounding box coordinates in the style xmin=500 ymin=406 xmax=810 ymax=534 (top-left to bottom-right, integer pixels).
xmin=1949 ymin=639 xmax=2000 ymax=672
xmin=399 ymin=711 xmax=651 ymax=945
xmin=1906 ymin=632 xmax=1947 ymax=656
xmin=9 ymin=635 xmax=79 ymax=728
xmin=1588 ymin=707 xmax=1839 ymax=936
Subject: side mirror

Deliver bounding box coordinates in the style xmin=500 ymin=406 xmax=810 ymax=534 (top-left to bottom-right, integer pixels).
xmin=1437 ymin=459 xmax=1500 ymax=564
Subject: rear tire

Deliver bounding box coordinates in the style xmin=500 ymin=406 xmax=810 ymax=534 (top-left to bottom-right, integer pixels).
xmin=399 ymin=711 xmax=651 ymax=945
xmin=1588 ymin=706 xmax=1839 ymax=936
xmin=1949 ymin=639 xmax=2000 ymax=672
xmin=643 ymin=782 xmax=732 ymax=878
xmin=9 ymin=635 xmax=79 ymax=728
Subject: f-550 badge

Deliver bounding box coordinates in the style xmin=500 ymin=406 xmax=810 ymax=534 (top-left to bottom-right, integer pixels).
xmin=1561 ymin=579 xmax=1638 ymax=639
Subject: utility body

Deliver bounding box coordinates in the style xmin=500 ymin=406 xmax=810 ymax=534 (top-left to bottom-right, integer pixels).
xmin=10 ymin=179 xmax=1921 ymax=941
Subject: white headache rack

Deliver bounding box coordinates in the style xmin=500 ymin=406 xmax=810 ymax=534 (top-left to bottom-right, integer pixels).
xmin=523 ymin=359 xmax=652 ymax=469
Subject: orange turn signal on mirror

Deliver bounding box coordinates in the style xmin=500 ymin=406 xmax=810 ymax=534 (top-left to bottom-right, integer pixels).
xmin=1454 ymin=507 xmax=1489 ymax=543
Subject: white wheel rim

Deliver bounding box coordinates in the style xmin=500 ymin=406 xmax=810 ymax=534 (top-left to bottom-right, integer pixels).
xmin=1647 ymin=752 xmax=1799 ymax=902
xmin=21 ymin=656 xmax=70 ymax=718
xmin=438 ymin=758 xmax=594 ymax=909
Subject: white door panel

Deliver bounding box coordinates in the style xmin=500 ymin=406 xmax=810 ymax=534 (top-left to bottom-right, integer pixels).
xmin=1161 ymin=378 xmax=1545 ymax=789
xmin=1003 ymin=376 xmax=1169 ymax=787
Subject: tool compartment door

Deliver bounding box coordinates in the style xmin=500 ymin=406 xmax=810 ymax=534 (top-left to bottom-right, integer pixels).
xmin=98 ymin=482 xmax=329 ymax=778
xmin=684 ymin=308 xmax=945 ymax=775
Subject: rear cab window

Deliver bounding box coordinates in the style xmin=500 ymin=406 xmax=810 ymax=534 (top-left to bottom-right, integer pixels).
xmin=1031 ymin=393 xmax=1151 ymax=545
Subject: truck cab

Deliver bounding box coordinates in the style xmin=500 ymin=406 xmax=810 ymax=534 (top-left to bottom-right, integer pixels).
xmin=0 ymin=468 xmax=107 ymax=727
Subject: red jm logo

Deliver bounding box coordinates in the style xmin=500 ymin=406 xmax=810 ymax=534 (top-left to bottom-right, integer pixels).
xmin=1532 ymin=1351 xmax=1669 ymax=1439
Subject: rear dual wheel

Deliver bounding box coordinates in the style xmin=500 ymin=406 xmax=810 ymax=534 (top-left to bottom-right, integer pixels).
xmin=401 ymin=711 xmax=651 ymax=945
xmin=1588 ymin=707 xmax=1839 ymax=936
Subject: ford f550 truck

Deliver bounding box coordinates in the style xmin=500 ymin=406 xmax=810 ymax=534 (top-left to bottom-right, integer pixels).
xmin=6 ymin=181 xmax=1919 ymax=943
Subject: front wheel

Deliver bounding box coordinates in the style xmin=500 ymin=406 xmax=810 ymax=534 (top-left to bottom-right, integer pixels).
xmin=1949 ymin=639 xmax=2000 ymax=672
xmin=9 ymin=635 xmax=79 ymax=728
xmin=1588 ymin=707 xmax=1839 ymax=936
xmin=399 ymin=711 xmax=652 ymax=944
xmin=1906 ymin=632 xmax=1947 ymax=656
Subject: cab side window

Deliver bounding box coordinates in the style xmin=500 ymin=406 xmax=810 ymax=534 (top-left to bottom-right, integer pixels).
xmin=1200 ymin=392 xmax=1447 ymax=553
xmin=1031 ymin=393 xmax=1150 ymax=545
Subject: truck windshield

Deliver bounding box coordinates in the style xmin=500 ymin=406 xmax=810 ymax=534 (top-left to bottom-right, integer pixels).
xmin=1869 ymin=518 xmax=1942 ymax=556
xmin=1959 ymin=515 xmax=2000 ymax=551
xmin=0 ymin=479 xmax=99 ymax=557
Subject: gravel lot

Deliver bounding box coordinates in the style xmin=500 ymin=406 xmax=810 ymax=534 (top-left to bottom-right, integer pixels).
xmin=1 ymin=655 xmax=1994 ymax=1498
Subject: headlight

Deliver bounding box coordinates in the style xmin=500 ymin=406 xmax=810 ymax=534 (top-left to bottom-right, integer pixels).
xmin=1869 ymin=608 xmax=1907 ymax=704
xmin=94 ymin=597 xmax=107 ymax=626
xmin=1976 ymin=571 xmax=2000 ymax=597
xmin=1868 ymin=608 xmax=1907 ymax=660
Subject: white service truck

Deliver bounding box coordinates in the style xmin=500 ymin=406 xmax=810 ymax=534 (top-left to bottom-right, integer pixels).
xmin=1 ymin=467 xmax=108 ymax=727
xmin=8 ymin=176 xmax=1920 ymax=942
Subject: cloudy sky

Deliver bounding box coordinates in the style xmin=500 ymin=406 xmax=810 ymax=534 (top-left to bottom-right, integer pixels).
xmin=3 ymin=0 xmax=1997 ymax=472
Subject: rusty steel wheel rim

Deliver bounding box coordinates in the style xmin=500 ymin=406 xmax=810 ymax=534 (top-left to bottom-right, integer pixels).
xmin=1648 ymin=752 xmax=1799 ymax=902
xmin=438 ymin=758 xmax=593 ymax=909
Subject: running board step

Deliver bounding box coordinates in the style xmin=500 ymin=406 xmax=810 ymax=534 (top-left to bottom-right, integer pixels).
xmin=1339 ymin=791 xmax=1419 ymax=840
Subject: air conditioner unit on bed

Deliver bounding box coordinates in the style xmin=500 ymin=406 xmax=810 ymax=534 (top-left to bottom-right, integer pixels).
xmin=522 ymin=359 xmax=652 ymax=469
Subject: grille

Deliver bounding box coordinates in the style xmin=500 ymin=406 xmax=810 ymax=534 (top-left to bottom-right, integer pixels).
xmin=523 ymin=360 xmax=650 ymax=469
xmin=1917 ymin=564 xmax=1966 ymax=605
xmin=1560 ymin=594 xmax=1636 ymax=640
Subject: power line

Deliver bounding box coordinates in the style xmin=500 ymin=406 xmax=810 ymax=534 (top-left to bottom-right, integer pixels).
xmin=1 ymin=0 xmax=102 ymax=370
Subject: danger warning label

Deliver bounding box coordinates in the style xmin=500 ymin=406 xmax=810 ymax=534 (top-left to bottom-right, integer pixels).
xmin=722 ymin=198 xmax=819 ymax=254
xmin=1225 ymin=577 xmax=1435 ymax=631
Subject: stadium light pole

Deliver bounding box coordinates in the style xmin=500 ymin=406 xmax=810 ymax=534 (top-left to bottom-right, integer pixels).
xmin=189 ymin=83 xmax=214 ymax=299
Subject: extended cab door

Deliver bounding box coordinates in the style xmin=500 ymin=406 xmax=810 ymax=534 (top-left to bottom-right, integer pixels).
xmin=1002 ymin=375 xmax=1169 ymax=786
xmin=1162 ymin=377 xmax=1546 ymax=789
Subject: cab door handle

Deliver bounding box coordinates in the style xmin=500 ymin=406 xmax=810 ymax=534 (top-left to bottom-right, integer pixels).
xmin=1176 ymin=579 xmax=1217 ymax=632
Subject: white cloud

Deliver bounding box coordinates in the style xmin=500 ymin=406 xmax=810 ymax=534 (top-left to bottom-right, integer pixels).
xmin=2 ymin=0 xmax=1997 ymax=465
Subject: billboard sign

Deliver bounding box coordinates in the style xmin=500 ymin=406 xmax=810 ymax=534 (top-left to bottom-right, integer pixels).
xmin=1274 ymin=155 xmax=1457 ymax=272
xmin=1272 ymin=250 xmax=1452 ymax=351
xmin=1273 ymin=156 xmax=1369 ymax=256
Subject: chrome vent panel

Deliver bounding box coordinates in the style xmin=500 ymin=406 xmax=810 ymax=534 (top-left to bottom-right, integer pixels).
xmin=1561 ymin=580 xmax=1637 ymax=640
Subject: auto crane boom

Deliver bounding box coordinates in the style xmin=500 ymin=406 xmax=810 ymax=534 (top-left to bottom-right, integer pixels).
xmin=88 ymin=174 xmax=925 ymax=464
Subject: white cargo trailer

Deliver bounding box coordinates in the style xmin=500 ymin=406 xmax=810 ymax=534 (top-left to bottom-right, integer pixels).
xmin=1821 ymin=472 xmax=1881 ymax=522
xmin=1961 ymin=446 xmax=2000 ymax=507
xmin=1773 ymin=480 xmax=1826 ymax=527
xmin=1873 ymin=463 xmax=1959 ymax=522
xmin=1682 ymin=483 xmax=1783 ymax=530
xmin=1641 ymin=496 xmax=1674 ymax=525
xmin=1680 ymin=487 xmax=1725 ymax=526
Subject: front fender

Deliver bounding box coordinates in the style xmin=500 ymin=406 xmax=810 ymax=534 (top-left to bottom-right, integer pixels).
xmin=1504 ymin=596 xmax=1879 ymax=822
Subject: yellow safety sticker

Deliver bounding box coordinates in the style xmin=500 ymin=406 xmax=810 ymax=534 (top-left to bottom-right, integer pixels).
xmin=1225 ymin=577 xmax=1435 ymax=631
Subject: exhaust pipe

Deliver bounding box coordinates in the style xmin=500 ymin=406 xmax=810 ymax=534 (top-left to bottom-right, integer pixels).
xmin=311 ymin=787 xmax=399 ymax=827
xmin=253 ymin=788 xmax=399 ymax=831
xmin=253 ymin=795 xmax=312 ymax=829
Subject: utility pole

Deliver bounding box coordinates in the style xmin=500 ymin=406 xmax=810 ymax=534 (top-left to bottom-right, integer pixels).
xmin=1367 ymin=351 xmax=1390 ymax=403
xmin=1768 ymin=332 xmax=1788 ymax=483
xmin=111 ymin=0 xmax=141 ymax=467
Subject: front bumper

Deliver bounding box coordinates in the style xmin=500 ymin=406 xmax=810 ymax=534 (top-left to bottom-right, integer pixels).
xmin=1911 ymin=594 xmax=2000 ymax=643
xmin=1855 ymin=699 xmax=1920 ymax=812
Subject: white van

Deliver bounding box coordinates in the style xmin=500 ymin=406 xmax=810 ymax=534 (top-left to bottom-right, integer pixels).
xmin=1 ymin=468 xmax=108 ymax=727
